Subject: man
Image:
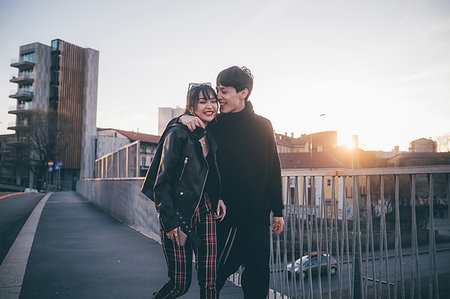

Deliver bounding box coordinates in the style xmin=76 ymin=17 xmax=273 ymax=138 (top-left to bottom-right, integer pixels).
xmin=180 ymin=66 xmax=284 ymax=298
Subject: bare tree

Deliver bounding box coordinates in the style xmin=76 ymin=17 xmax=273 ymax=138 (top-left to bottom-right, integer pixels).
xmin=27 ymin=109 xmax=69 ymax=190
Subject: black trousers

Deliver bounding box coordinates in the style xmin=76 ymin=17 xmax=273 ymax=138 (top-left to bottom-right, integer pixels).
xmin=216 ymin=223 xmax=270 ymax=299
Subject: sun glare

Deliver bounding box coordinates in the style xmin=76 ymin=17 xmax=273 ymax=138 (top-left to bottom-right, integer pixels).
xmin=338 ymin=132 xmax=356 ymax=149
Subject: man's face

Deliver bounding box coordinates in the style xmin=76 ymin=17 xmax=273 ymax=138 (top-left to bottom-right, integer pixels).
xmin=216 ymin=85 xmax=247 ymax=114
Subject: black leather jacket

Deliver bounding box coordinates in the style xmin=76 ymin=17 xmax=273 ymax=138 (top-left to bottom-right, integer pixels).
xmin=143 ymin=123 xmax=221 ymax=240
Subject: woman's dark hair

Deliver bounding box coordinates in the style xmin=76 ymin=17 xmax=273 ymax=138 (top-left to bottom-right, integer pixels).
xmin=216 ymin=66 xmax=254 ymax=101
xmin=185 ymin=83 xmax=217 ymax=115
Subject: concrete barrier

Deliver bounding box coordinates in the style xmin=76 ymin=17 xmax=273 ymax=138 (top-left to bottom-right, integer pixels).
xmin=76 ymin=178 xmax=161 ymax=242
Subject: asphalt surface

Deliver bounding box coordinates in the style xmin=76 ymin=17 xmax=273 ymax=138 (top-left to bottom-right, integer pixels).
xmin=0 ymin=191 xmax=243 ymax=299
xmin=0 ymin=193 xmax=43 ymax=264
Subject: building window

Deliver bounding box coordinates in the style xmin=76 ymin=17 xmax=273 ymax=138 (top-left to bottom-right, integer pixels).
xmin=19 ymin=69 xmax=34 ymax=78
xmin=19 ymin=84 xmax=33 ymax=93
xmin=20 ymin=52 xmax=35 ymax=63
xmin=51 ymin=39 xmax=60 ymax=51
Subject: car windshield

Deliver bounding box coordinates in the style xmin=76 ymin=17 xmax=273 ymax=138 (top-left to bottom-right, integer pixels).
xmin=301 ymin=256 xmax=309 ymax=266
xmin=296 ymin=254 xmax=333 ymax=267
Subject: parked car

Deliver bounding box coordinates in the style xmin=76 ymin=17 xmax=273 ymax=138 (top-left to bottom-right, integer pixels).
xmin=287 ymin=252 xmax=338 ymax=279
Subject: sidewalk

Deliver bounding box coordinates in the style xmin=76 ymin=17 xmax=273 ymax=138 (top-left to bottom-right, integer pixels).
xmin=3 ymin=191 xmax=243 ymax=299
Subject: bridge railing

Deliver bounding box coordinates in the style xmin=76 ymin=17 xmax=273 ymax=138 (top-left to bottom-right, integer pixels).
xmin=78 ymin=165 xmax=450 ymax=299
xmin=265 ymin=165 xmax=450 ymax=299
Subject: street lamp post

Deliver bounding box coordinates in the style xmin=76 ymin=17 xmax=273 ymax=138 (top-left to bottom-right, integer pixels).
xmin=308 ymin=113 xmax=327 ymax=222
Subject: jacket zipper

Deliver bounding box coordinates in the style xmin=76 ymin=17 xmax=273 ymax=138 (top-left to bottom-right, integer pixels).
xmin=190 ymin=151 xmax=209 ymax=225
xmin=213 ymin=153 xmax=222 ymax=201
xmin=178 ymin=157 xmax=188 ymax=182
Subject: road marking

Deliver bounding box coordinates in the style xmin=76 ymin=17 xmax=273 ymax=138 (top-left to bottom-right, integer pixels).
xmin=0 ymin=193 xmax=53 ymax=299
xmin=0 ymin=193 xmax=26 ymax=201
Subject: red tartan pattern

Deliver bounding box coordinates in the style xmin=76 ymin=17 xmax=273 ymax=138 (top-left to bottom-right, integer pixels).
xmin=154 ymin=195 xmax=217 ymax=299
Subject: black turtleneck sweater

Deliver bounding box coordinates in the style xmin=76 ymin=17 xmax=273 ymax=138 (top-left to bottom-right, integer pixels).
xmin=209 ymin=101 xmax=284 ymax=227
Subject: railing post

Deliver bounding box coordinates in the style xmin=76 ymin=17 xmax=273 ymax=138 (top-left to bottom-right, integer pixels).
xmin=352 ymin=135 xmax=362 ymax=299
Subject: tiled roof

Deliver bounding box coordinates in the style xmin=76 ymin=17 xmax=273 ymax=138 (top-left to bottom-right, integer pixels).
xmin=97 ymin=128 xmax=160 ymax=144
xmin=275 ymin=133 xmax=308 ymax=147
xmin=279 ymin=152 xmax=346 ymax=169
xmin=115 ymin=129 xmax=160 ymax=144
xmin=275 ymin=131 xmax=337 ymax=149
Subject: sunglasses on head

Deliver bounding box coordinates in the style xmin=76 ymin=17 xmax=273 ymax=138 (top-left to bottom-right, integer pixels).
xmin=240 ymin=66 xmax=253 ymax=79
xmin=187 ymin=82 xmax=212 ymax=92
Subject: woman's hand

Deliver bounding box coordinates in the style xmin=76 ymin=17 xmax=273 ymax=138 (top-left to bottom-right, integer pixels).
xmin=179 ymin=114 xmax=205 ymax=132
xmin=215 ymin=200 xmax=226 ymax=221
xmin=166 ymin=227 xmax=181 ymax=245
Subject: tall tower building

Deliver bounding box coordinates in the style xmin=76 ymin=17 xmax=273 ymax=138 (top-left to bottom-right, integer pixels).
xmin=158 ymin=107 xmax=184 ymax=135
xmin=8 ymin=39 xmax=99 ymax=189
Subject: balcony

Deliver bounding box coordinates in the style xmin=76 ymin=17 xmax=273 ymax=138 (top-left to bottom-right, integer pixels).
xmin=10 ymin=58 xmax=35 ymax=70
xmin=7 ymin=120 xmax=30 ymax=131
xmin=7 ymin=136 xmax=30 ymax=147
xmin=8 ymin=103 xmax=33 ymax=114
xmin=10 ymin=73 xmax=34 ymax=85
xmin=9 ymin=89 xmax=33 ymax=100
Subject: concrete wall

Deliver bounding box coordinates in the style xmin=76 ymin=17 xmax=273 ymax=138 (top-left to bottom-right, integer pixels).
xmin=158 ymin=107 xmax=184 ymax=135
xmin=76 ymin=178 xmax=160 ymax=242
xmin=96 ymin=135 xmax=130 ymax=159
xmin=80 ymin=48 xmax=99 ymax=179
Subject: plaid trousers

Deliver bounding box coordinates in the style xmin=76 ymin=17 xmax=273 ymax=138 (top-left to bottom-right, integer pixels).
xmin=154 ymin=195 xmax=217 ymax=299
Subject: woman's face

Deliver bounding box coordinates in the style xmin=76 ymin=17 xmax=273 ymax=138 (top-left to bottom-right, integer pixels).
xmin=194 ymin=91 xmax=218 ymax=124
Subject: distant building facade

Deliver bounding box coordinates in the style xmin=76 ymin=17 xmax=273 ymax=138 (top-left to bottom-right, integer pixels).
xmin=7 ymin=39 xmax=99 ymax=189
xmin=95 ymin=128 xmax=160 ymax=178
xmin=388 ymin=152 xmax=450 ymax=167
xmin=0 ymin=134 xmax=16 ymax=186
xmin=158 ymin=107 xmax=184 ymax=135
xmin=275 ymin=131 xmax=337 ymax=153
xmin=409 ymin=138 xmax=437 ymax=152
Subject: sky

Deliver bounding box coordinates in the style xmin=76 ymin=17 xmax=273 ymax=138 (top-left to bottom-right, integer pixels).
xmin=0 ymin=0 xmax=449 ymax=151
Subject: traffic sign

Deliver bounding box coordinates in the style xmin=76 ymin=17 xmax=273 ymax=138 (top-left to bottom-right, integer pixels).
xmin=48 ymin=166 xmax=53 ymax=172
xmin=48 ymin=161 xmax=54 ymax=167
xmin=55 ymin=161 xmax=63 ymax=170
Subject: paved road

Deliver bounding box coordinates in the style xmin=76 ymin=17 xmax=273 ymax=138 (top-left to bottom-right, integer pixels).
xmin=0 ymin=191 xmax=243 ymax=298
xmin=272 ymin=250 xmax=450 ymax=298
xmin=0 ymin=193 xmax=43 ymax=264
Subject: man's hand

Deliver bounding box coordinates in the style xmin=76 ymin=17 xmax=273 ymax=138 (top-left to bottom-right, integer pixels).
xmin=272 ymin=216 xmax=284 ymax=235
xmin=215 ymin=200 xmax=226 ymax=221
xmin=179 ymin=114 xmax=205 ymax=132
xmin=166 ymin=227 xmax=181 ymax=245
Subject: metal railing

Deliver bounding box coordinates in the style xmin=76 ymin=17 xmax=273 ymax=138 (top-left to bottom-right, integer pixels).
xmin=265 ymin=166 xmax=450 ymax=299
xmin=10 ymin=73 xmax=34 ymax=80
xmin=77 ymin=165 xmax=450 ymax=298
xmin=11 ymin=57 xmax=35 ymax=64
xmin=9 ymin=102 xmax=33 ymax=111
xmin=95 ymin=141 xmax=140 ymax=178
xmin=9 ymin=89 xmax=33 ymax=96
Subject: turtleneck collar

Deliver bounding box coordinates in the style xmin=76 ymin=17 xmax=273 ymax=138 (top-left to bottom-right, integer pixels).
xmin=218 ymin=101 xmax=254 ymax=126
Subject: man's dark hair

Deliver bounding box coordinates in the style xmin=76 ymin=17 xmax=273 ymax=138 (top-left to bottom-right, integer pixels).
xmin=216 ymin=66 xmax=254 ymax=101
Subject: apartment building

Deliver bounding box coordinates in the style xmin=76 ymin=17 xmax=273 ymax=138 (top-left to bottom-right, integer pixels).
xmin=7 ymin=39 xmax=99 ymax=189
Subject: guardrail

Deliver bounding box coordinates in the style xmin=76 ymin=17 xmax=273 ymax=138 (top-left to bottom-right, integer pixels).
xmin=267 ymin=166 xmax=450 ymax=299
xmin=77 ymin=165 xmax=450 ymax=298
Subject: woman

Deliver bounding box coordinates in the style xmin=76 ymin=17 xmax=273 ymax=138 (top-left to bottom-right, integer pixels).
xmin=143 ymin=83 xmax=226 ymax=298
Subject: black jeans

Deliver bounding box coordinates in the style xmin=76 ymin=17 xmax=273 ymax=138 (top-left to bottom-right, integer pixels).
xmin=216 ymin=223 xmax=270 ymax=299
